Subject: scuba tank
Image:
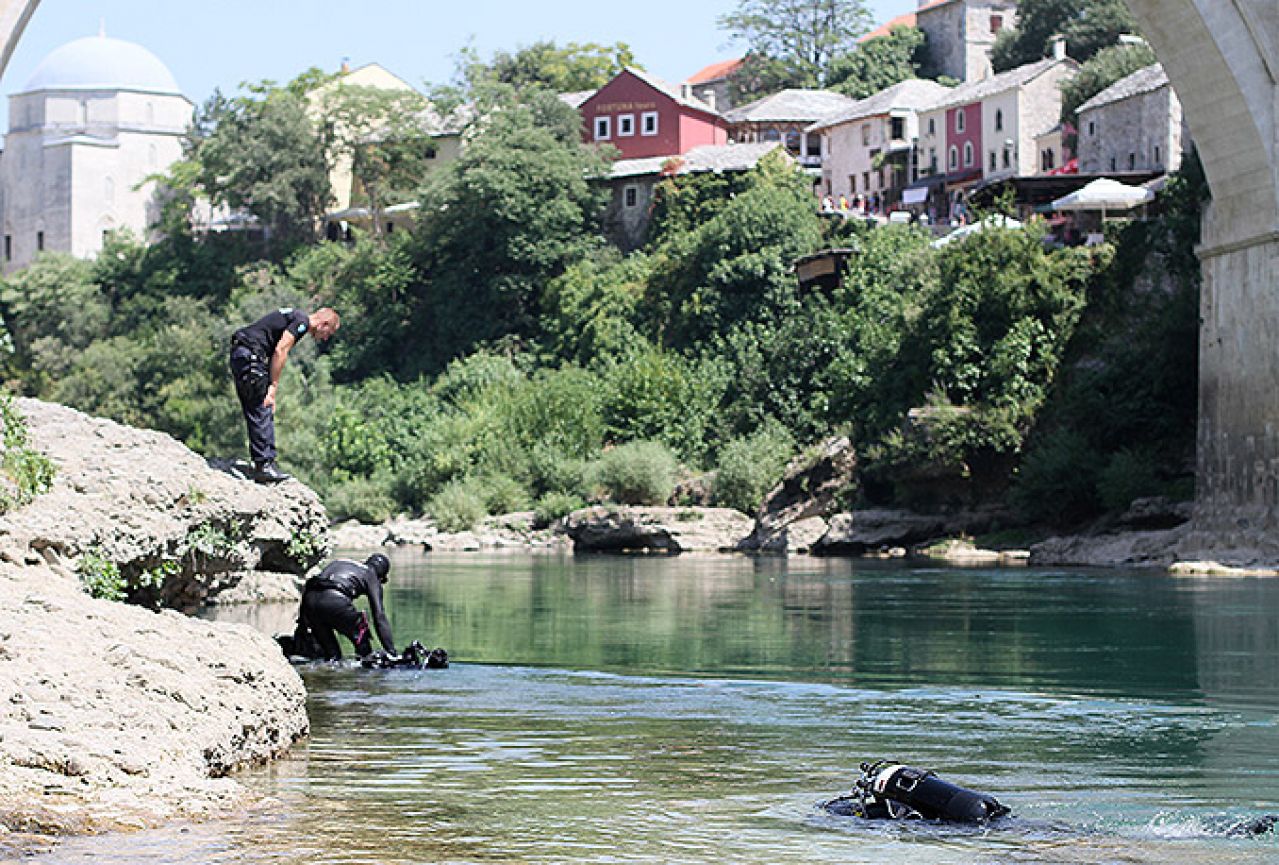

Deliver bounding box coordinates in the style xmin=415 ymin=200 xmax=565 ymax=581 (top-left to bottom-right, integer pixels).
xmin=824 ymin=761 xmax=1010 ymax=823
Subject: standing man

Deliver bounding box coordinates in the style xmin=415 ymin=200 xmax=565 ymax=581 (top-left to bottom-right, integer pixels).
xmin=229 ymin=306 xmax=340 ymax=483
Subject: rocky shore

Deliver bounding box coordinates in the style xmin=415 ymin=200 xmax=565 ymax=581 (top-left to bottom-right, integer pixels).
xmin=0 ymin=400 xmax=317 ymax=852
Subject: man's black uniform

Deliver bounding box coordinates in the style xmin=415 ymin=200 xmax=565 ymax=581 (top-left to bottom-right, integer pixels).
xmin=229 ymin=308 xmax=310 ymax=471
xmin=293 ymin=555 xmax=395 ymax=660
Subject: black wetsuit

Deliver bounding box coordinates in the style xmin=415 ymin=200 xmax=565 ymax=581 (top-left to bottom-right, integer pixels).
xmin=229 ymin=308 xmax=310 ymax=465
xmin=294 ymin=559 xmax=395 ymax=660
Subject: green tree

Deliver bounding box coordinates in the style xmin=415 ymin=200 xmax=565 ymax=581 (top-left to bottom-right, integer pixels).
xmin=477 ymin=40 xmax=637 ymax=92
xmin=720 ymin=0 xmax=873 ymax=90
xmin=828 ymin=25 xmax=925 ymax=99
xmin=190 ymin=74 xmax=333 ymax=255
xmin=317 ymin=83 xmax=435 ymax=240
xmin=409 ymin=86 xmax=609 ymax=373
xmin=991 ymin=0 xmax=1140 ymax=72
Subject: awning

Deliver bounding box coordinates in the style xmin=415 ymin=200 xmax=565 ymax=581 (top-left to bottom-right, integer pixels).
xmin=901 ymin=187 xmax=929 ymax=205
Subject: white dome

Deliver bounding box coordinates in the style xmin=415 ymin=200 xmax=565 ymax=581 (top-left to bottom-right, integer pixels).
xmin=22 ymin=35 xmax=181 ymax=95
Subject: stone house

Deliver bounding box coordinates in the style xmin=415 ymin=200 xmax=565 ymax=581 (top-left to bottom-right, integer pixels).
xmin=1075 ymin=63 xmax=1187 ymax=175
xmin=601 ymin=142 xmax=787 ymax=250
xmin=682 ymin=58 xmax=744 ymax=113
xmin=915 ymin=0 xmax=1020 ymax=82
xmin=580 ymin=68 xmax=728 ymax=160
xmin=809 ymin=78 xmax=952 ymax=208
xmin=0 ymin=33 xmax=192 ymax=272
xmin=724 ymin=89 xmax=857 ymax=169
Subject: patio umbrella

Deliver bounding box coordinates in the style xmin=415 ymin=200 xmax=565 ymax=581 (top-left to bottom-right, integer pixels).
xmin=1051 ymin=177 xmax=1153 ymax=220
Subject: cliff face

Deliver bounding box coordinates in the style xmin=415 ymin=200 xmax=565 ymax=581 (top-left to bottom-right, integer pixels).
xmin=0 ymin=400 xmax=318 ymax=845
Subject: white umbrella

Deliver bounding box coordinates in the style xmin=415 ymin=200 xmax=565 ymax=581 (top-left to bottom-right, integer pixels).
xmin=930 ymin=214 xmax=1023 ymax=248
xmin=1051 ymin=178 xmax=1153 ymax=219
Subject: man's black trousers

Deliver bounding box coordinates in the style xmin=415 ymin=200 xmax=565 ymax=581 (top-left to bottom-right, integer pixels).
xmin=229 ymin=345 xmax=276 ymax=466
xmin=297 ymin=588 xmax=374 ymax=659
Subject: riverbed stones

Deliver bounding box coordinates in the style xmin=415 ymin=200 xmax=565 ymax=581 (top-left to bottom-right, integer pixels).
xmin=564 ymin=506 xmax=753 ymax=552
xmin=0 ymin=399 xmax=330 ymax=609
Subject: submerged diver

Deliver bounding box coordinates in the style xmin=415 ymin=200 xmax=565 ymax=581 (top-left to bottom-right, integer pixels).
xmin=823 ymin=761 xmax=1010 ymax=823
xmin=286 ymin=553 xmax=396 ymax=660
xmin=823 ymin=761 xmax=1279 ymax=836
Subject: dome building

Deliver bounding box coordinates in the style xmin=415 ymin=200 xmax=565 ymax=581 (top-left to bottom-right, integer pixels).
xmin=0 ymin=32 xmax=192 ymax=272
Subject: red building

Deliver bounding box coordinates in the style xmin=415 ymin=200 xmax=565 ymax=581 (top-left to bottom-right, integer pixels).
xmin=580 ymin=67 xmax=728 ymax=160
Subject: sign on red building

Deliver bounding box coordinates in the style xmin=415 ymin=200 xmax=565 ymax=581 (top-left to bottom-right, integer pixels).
xmin=580 ymin=68 xmax=728 ymax=160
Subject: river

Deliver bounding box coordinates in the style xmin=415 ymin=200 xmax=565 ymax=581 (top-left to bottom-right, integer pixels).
xmin=38 ymin=550 xmax=1279 ymax=863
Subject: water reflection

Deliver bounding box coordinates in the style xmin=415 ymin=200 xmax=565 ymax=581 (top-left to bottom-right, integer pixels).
xmin=39 ymin=553 xmax=1279 ymax=864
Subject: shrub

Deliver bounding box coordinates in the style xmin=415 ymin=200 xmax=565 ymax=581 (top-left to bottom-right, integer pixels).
xmin=0 ymin=393 xmax=56 ymax=513
xmin=428 ymin=477 xmax=488 ymax=532
xmin=479 ymin=473 xmax=532 ymax=515
xmin=1097 ymin=449 xmax=1161 ymax=512
xmin=326 ymin=475 xmax=399 ymax=524
xmin=1012 ymin=427 xmax=1103 ymax=526
xmin=77 ymin=549 xmax=125 ymax=601
xmin=713 ymin=423 xmax=795 ymax=513
xmin=533 ymin=491 xmax=585 ymax=527
xmin=592 ymin=441 xmax=678 ymax=505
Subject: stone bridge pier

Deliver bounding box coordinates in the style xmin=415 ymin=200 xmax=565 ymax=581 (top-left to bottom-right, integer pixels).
xmin=1126 ymin=1 xmax=1279 ymax=555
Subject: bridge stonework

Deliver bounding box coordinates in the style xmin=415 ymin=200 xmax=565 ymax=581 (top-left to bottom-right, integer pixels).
xmin=1126 ymin=1 xmax=1279 ymax=551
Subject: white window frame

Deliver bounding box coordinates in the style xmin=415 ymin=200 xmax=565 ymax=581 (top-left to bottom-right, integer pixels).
xmin=949 ymin=146 xmax=959 ymax=170
xmin=617 ymin=113 xmax=635 ymax=137
xmin=641 ymin=111 xmax=659 ymax=136
xmin=594 ymin=116 xmax=611 ymax=141
xmin=955 ymin=110 xmax=965 ymax=133
xmin=964 ymin=141 xmax=974 ymax=167
xmin=623 ymin=185 xmax=638 ymax=208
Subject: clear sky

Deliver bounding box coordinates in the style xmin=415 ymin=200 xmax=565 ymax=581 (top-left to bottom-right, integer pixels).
xmin=0 ymin=0 xmax=918 ymax=121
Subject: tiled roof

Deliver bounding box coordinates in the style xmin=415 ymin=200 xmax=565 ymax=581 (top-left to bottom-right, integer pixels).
xmin=807 ymin=78 xmax=953 ymax=131
xmin=723 ymin=88 xmax=857 ymax=124
xmin=926 ymin=57 xmax=1076 ymax=112
xmin=1077 ymin=64 xmax=1169 ymax=114
xmin=608 ymin=142 xmax=787 ymax=179
xmin=622 ymin=66 xmax=719 ymax=114
xmin=860 ymin=11 xmax=917 ymax=42
xmin=686 ymin=57 xmax=744 ymax=84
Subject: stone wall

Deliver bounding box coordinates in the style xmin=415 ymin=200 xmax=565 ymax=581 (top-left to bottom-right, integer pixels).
xmin=1078 ymin=84 xmax=1184 ymax=174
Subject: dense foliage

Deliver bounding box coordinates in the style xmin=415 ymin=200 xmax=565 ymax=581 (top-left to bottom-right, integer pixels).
xmin=0 ymin=63 xmax=1202 ymax=532
xmin=991 ymin=0 xmax=1141 ymax=72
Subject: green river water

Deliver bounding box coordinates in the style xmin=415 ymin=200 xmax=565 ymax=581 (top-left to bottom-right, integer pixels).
xmin=38 ymin=550 xmax=1279 ymax=863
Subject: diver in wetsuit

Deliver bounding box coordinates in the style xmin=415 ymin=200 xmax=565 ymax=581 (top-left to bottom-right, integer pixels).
xmin=292 ymin=554 xmax=395 ymax=660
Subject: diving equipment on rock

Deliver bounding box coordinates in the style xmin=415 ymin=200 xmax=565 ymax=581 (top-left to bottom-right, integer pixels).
xmin=823 ymin=761 xmax=1010 ymax=823
xmin=361 ymin=640 xmax=449 ymax=669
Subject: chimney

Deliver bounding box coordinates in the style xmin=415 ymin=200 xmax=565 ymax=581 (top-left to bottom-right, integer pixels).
xmin=1052 ymin=37 xmax=1067 ymax=61
xmin=341 ymin=56 xmax=351 ymax=74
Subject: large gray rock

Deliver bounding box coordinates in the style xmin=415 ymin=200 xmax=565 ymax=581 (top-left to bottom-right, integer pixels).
xmin=738 ymin=437 xmax=856 ymax=551
xmin=0 ymin=562 xmax=307 ymax=838
xmin=812 ymin=507 xmax=1005 ymax=554
xmin=0 ymin=399 xmax=313 ymax=846
xmin=1029 ymin=525 xmax=1189 ymax=567
xmin=0 ymin=399 xmax=330 ymax=609
xmin=564 ymin=506 xmax=753 ymax=553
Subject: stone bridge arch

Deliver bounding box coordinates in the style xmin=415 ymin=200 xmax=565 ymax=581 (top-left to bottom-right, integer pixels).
xmin=1126 ymin=1 xmax=1279 ymax=549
